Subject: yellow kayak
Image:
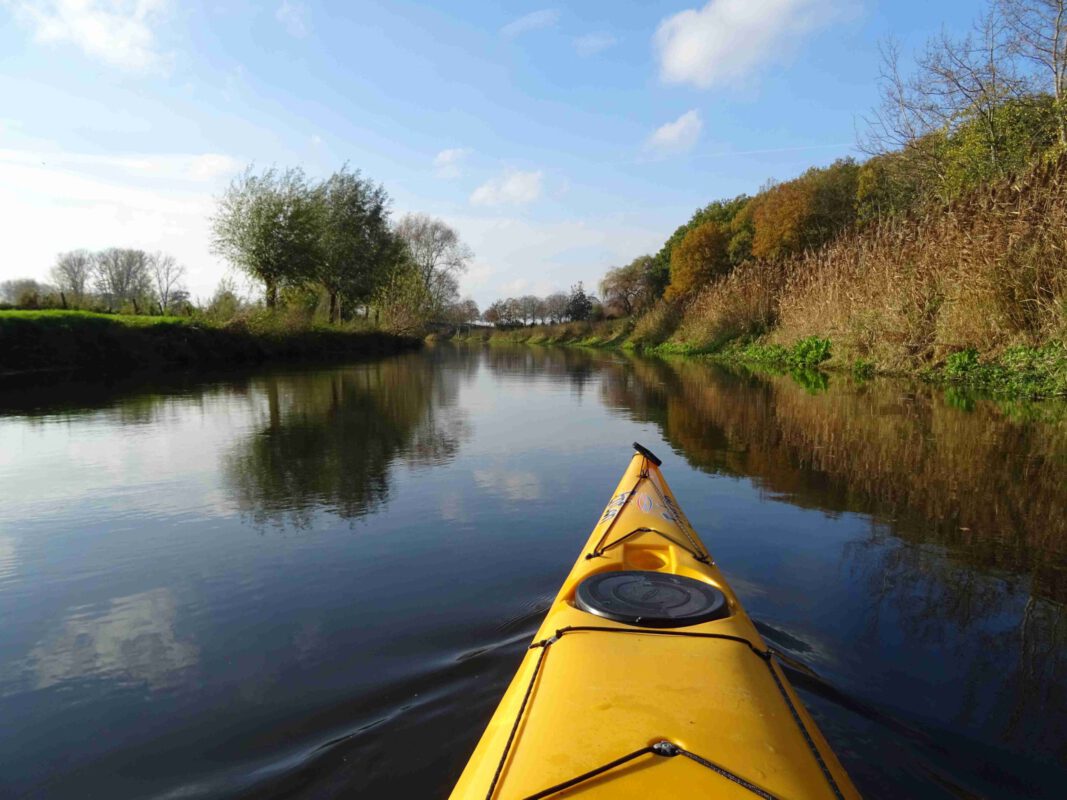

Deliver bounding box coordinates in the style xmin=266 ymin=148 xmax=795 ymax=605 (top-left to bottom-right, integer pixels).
xmin=450 ymin=444 xmax=861 ymax=799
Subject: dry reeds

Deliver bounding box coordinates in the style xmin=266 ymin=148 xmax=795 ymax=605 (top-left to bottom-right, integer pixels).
xmin=774 ymin=153 xmax=1067 ymax=367
xmin=672 ymin=153 xmax=1067 ymax=368
xmin=673 ymin=261 xmax=786 ymax=350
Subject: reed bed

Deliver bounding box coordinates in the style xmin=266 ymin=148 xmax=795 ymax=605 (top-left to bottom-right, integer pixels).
xmin=670 ymin=154 xmax=1067 ymax=373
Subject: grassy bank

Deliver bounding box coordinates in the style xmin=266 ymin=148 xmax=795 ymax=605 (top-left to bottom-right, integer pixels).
xmin=454 ymin=324 xmax=1066 ymax=399
xmin=0 ymin=310 xmax=421 ymax=374
xmin=456 ymin=318 xmax=634 ymax=348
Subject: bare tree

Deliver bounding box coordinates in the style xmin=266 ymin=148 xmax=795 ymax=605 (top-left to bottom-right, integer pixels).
xmin=94 ymin=248 xmax=152 ymax=313
xmin=50 ymin=250 xmax=93 ymax=308
xmin=999 ymin=0 xmax=1067 ymax=143
xmin=519 ymin=294 xmax=539 ymax=325
xmin=861 ymin=7 xmax=1029 ymax=194
xmin=149 ymin=252 xmax=187 ymax=315
xmin=394 ymin=214 xmax=473 ymax=314
xmin=544 ymin=292 xmax=569 ymax=324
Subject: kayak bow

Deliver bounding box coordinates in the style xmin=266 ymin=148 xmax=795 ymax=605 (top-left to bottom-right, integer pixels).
xmin=450 ymin=443 xmax=860 ymax=799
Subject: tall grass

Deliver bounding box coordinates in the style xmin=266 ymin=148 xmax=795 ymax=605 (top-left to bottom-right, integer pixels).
xmin=672 ymin=261 xmax=786 ymax=351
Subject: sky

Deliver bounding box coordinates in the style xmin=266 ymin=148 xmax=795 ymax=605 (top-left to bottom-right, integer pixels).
xmin=0 ymin=0 xmax=980 ymax=307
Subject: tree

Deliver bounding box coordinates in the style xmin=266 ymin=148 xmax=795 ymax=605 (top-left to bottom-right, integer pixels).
xmin=600 ymin=255 xmax=655 ymax=316
xmin=394 ymin=213 xmax=472 ymax=315
xmin=445 ymin=298 xmax=480 ymax=325
xmin=544 ymin=292 xmax=569 ymax=323
xmin=650 ymin=195 xmax=750 ymax=297
xmin=861 ymin=9 xmax=1038 ymax=199
xmin=373 ymin=257 xmax=433 ymax=333
xmin=212 ymin=166 xmax=321 ymax=308
xmin=519 ymin=294 xmax=540 ymax=325
xmin=566 ymin=282 xmax=594 ymax=321
xmin=205 ymin=277 xmax=243 ymax=321
xmin=149 ymin=252 xmax=187 ymax=315
xmin=534 ymin=297 xmax=549 ymax=325
xmin=51 ymin=250 xmax=93 ymax=307
xmin=482 ymin=300 xmax=504 ymax=326
xmin=317 ymin=166 xmax=394 ymax=323
xmin=94 ymin=248 xmax=152 ymax=313
xmin=749 ymin=159 xmax=860 ymax=260
xmin=0 ymin=279 xmax=58 ymax=308
xmin=998 ymin=0 xmax=1067 ymax=144
xmin=666 ymin=220 xmax=730 ymax=298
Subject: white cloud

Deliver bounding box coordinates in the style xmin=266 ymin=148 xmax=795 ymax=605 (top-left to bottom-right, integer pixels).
xmin=7 ymin=0 xmax=170 ymax=71
xmin=470 ymin=169 xmax=543 ymax=207
xmin=654 ymin=0 xmax=832 ymax=89
xmin=310 ymin=134 xmax=323 ymax=146
xmin=573 ymin=32 xmax=617 ymax=57
xmin=275 ymin=0 xmax=308 ymax=38
xmin=433 ymin=147 xmax=469 ymax=179
xmin=501 ymin=8 xmax=559 ymax=38
xmin=647 ymin=110 xmax=702 ymax=155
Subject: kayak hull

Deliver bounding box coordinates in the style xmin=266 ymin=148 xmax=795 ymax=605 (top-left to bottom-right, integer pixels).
xmin=450 ymin=447 xmax=860 ymax=799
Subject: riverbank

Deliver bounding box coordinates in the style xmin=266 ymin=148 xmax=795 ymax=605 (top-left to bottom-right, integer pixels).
xmin=0 ymin=310 xmax=421 ymax=375
xmin=452 ymin=322 xmax=1067 ymax=399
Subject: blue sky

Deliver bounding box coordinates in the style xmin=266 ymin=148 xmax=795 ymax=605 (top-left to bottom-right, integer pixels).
xmin=1 ymin=0 xmax=978 ymax=305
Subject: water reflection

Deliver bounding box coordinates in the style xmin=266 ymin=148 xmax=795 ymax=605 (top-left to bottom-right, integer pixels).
xmin=596 ymin=355 xmax=1067 ymax=602
xmin=224 ymin=355 xmax=470 ymax=528
xmin=26 ymin=588 xmax=198 ymax=691
xmin=1 ymin=345 xmax=1065 ymax=798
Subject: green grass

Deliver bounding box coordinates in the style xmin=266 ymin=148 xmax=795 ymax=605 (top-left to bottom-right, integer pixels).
xmin=0 ymin=310 xmax=420 ymax=374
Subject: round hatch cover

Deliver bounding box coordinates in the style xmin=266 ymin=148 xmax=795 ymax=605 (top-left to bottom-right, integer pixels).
xmin=575 ymin=570 xmax=728 ymax=628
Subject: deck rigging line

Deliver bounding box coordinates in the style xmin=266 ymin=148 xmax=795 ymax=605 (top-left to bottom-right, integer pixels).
xmin=484 ymin=625 xmax=846 ymax=800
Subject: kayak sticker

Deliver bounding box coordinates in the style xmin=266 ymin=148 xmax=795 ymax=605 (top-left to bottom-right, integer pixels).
xmin=660 ymin=493 xmax=691 ymax=528
xmin=637 ymin=493 xmax=654 ymax=513
xmin=600 ymin=490 xmax=633 ymax=523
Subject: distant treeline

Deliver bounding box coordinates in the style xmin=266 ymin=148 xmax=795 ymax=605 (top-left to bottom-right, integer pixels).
xmin=1 ymin=249 xmax=190 ymax=316
xmin=481 ymin=283 xmax=596 ymax=327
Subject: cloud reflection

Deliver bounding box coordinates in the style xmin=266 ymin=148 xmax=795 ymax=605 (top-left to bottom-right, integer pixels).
xmin=28 ymin=589 xmax=197 ymax=690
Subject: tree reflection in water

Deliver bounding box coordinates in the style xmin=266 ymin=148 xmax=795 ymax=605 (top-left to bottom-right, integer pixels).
xmin=224 ymin=352 xmax=473 ymax=528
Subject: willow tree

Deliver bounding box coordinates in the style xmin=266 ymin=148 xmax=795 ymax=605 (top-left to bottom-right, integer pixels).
xmin=317 ymin=167 xmax=395 ymax=323
xmin=211 ymin=167 xmax=321 ymax=308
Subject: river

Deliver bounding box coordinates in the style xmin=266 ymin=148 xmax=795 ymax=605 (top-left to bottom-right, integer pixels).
xmin=0 ymin=345 xmax=1064 ymax=798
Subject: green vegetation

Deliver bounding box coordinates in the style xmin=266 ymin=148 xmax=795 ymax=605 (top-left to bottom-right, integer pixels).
xmin=0 ymin=310 xmax=418 ymax=374
xmin=933 ymin=344 xmax=1067 ymax=397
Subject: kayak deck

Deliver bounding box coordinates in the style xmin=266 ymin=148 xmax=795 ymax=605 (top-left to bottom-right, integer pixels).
xmin=450 ymin=445 xmax=860 ymax=799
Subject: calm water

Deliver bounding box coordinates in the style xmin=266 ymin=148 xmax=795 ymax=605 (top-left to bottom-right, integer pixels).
xmin=1 ymin=345 xmax=1065 ymax=799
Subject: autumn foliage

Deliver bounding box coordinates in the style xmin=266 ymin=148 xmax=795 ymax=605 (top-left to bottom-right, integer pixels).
xmin=665 ymin=221 xmax=730 ymax=300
